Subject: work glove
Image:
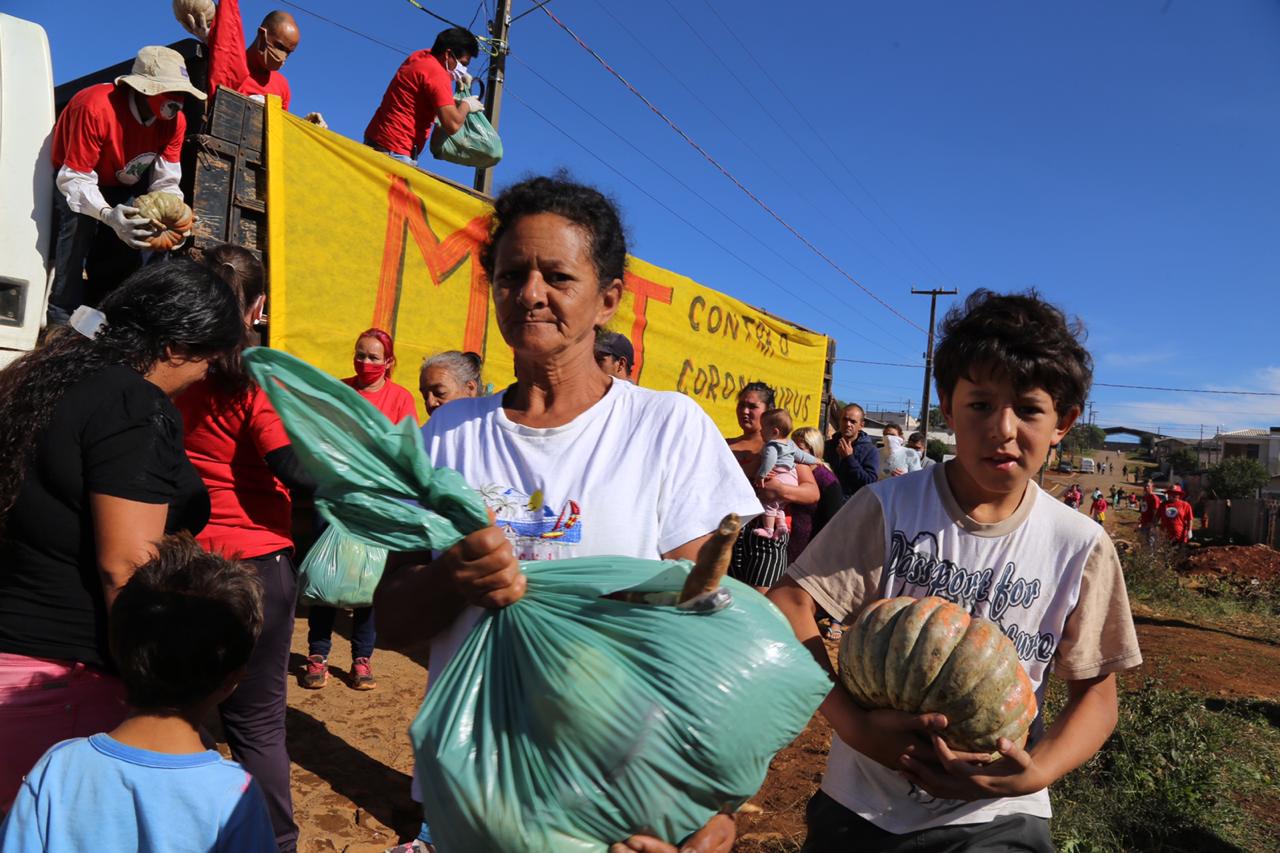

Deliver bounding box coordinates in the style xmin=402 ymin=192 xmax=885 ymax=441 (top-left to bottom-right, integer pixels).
xmin=101 ymin=204 xmax=153 ymax=250
xmin=172 ymin=0 xmax=214 ymax=40
xmin=461 ymin=96 xmax=485 ymax=114
xmin=304 ymin=112 xmax=328 ymax=129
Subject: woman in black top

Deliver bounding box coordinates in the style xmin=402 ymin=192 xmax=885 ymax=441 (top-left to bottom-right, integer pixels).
xmin=0 ymin=261 xmax=241 ymax=807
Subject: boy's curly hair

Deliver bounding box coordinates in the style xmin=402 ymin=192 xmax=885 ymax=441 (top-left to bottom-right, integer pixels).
xmin=933 ymin=289 xmax=1092 ymax=417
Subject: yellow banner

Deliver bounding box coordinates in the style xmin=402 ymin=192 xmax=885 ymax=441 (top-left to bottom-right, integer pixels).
xmin=266 ymin=103 xmax=830 ymax=433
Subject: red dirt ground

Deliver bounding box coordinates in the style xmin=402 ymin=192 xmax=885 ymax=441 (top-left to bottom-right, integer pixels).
xmin=1180 ymin=544 xmax=1280 ymax=584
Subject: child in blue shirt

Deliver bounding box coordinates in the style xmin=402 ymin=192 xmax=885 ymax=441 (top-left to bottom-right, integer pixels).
xmin=0 ymin=534 xmax=276 ymax=852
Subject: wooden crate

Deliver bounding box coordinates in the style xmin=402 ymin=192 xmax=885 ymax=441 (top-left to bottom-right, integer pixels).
xmin=184 ymin=89 xmax=267 ymax=260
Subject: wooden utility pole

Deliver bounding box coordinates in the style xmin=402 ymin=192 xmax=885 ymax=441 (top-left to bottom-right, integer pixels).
xmin=473 ymin=0 xmax=511 ymax=195
xmin=913 ymin=288 xmax=957 ymax=440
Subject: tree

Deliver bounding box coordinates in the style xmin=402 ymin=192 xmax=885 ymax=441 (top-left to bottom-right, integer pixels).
xmin=1168 ymin=448 xmax=1200 ymax=474
xmin=927 ymin=405 xmax=946 ymax=432
xmin=926 ymin=438 xmax=950 ymax=463
xmin=1206 ymin=457 xmax=1269 ymax=499
xmin=1063 ymin=423 xmax=1105 ymax=456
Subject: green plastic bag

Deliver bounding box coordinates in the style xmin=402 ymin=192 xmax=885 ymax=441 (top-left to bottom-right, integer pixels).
xmin=242 ymin=348 xmax=831 ymax=852
xmin=297 ymin=525 xmax=389 ymax=608
xmin=429 ymin=84 xmax=503 ymax=168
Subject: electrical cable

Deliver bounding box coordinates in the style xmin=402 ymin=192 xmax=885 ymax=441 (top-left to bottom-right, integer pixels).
xmin=536 ymin=4 xmax=926 ymax=332
xmin=278 ymin=1 xmax=411 ymax=54
xmin=1094 ymin=383 xmax=1280 ymax=397
xmin=579 ymin=0 xmax=905 ymax=283
xmin=697 ymin=0 xmax=954 ymax=287
xmin=505 ymin=87 xmax=904 ymax=355
xmin=401 ymin=0 xmax=502 ymax=55
xmin=508 ymin=52 xmax=918 ymax=358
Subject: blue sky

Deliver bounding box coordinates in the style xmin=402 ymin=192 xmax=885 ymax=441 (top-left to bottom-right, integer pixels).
xmin=13 ymin=0 xmax=1280 ymax=438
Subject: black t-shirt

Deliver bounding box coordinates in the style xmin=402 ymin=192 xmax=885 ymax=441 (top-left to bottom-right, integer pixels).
xmin=0 ymin=365 xmax=209 ymax=669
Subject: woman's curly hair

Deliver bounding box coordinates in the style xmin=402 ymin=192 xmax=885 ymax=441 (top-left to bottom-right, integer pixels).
xmin=480 ymin=172 xmax=628 ymax=289
xmin=0 ymin=260 xmax=242 ymax=526
xmin=933 ymin=289 xmax=1093 ymax=416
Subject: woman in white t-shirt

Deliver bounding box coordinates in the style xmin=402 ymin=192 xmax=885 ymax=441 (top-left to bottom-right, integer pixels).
xmin=373 ymin=174 xmax=760 ymax=853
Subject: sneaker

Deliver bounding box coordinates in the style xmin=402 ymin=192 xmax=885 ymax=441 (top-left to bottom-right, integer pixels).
xmin=351 ymin=657 xmax=377 ymax=690
xmin=752 ymin=527 xmax=774 ymax=539
xmin=301 ymin=655 xmax=328 ymax=689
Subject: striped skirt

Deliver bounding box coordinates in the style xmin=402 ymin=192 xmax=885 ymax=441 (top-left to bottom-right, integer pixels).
xmin=728 ymin=517 xmax=792 ymax=588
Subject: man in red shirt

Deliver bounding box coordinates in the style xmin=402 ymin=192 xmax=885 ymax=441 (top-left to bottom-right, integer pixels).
xmin=1160 ymin=484 xmax=1195 ymax=544
xmin=48 ymin=46 xmax=205 ymax=324
xmin=364 ymin=27 xmax=483 ymax=165
xmin=205 ymin=0 xmax=298 ymax=110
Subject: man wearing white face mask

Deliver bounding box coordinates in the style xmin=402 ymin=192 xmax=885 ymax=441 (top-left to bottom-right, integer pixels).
xmin=205 ymin=0 xmax=299 ymax=111
xmin=364 ymin=26 xmax=484 ymax=166
xmin=47 ymin=46 xmax=205 ymax=325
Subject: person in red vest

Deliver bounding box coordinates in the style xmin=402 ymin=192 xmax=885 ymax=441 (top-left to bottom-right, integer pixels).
xmin=303 ymin=328 xmax=417 ymax=692
xmin=1160 ymin=484 xmax=1195 ymax=544
xmin=47 ymin=46 xmax=205 ymax=324
xmin=363 ymin=27 xmax=484 ymax=165
xmin=1138 ymin=481 xmax=1163 ymax=545
xmin=1089 ymin=491 xmax=1108 ymax=524
xmin=206 ymin=0 xmax=298 ymax=109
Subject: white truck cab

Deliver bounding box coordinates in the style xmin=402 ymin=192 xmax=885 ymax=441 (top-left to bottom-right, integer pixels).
xmin=0 ymin=14 xmax=54 ymax=368
xmin=1079 ymin=458 xmax=1097 ymax=474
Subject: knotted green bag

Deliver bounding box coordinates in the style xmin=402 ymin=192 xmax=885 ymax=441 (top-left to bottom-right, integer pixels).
xmin=243 ymin=348 xmax=830 ymax=852
xmin=429 ymin=83 xmax=503 ymax=168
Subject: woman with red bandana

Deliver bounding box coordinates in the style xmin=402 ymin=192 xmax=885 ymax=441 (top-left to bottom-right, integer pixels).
xmin=302 ymin=329 xmax=416 ymax=691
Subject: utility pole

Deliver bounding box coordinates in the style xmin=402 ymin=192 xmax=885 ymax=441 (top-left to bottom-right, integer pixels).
xmin=912 ymin=288 xmax=957 ymax=440
xmin=473 ymin=0 xmax=511 ymax=196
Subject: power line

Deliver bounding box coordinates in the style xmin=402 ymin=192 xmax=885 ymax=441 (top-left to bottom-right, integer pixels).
xmin=536 ymin=4 xmax=925 ymax=332
xmin=506 ymin=87 xmax=901 ymax=355
xmin=507 ymin=53 xmax=918 ymax=358
xmin=663 ymin=0 xmax=945 ymax=291
xmin=696 ymin=0 xmax=954 ymax=287
xmin=279 ymin=1 xmax=410 ymax=53
xmin=834 ymin=358 xmax=921 ymax=368
xmin=1094 ymin=382 xmax=1280 ymax=397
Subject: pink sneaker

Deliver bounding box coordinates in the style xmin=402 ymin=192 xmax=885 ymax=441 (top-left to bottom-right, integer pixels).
xmin=301 ymin=655 xmax=328 ymax=689
xmin=753 ymin=527 xmax=775 ymax=539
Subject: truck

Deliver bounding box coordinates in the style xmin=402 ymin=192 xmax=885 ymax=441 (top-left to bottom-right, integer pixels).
xmin=2 ymin=18 xmax=836 ymax=433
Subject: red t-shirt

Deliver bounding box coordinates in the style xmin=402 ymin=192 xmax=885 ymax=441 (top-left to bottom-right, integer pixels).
xmin=363 ymin=50 xmax=454 ymax=157
xmin=208 ymin=0 xmax=292 ymax=110
xmin=178 ymin=380 xmax=293 ymax=559
xmin=1090 ymin=498 xmax=1108 ymax=516
xmin=1138 ymin=491 xmax=1162 ymax=526
xmin=51 ymin=83 xmax=185 ymax=187
xmin=1160 ymin=499 xmax=1194 ymax=542
xmin=342 ymin=377 xmax=419 ymax=426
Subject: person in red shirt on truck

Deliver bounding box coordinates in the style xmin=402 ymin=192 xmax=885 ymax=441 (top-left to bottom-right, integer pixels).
xmin=205 ymin=0 xmax=298 ymax=110
xmin=363 ymin=26 xmax=484 ymax=166
xmin=47 ymin=46 xmax=205 ymax=324
xmin=1160 ymin=483 xmax=1195 ymax=544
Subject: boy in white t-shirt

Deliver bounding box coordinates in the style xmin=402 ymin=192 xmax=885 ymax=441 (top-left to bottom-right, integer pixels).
xmin=770 ymin=290 xmax=1142 ymax=852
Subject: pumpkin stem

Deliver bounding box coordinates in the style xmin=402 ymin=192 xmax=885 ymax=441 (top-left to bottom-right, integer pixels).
xmin=678 ymin=513 xmax=740 ymax=604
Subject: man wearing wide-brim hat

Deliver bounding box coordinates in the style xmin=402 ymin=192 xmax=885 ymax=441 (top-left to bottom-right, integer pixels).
xmin=46 ymin=45 xmax=205 ymax=325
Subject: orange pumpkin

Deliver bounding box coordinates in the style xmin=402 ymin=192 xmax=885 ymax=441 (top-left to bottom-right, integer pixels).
xmin=135 ymin=192 xmax=195 ymax=252
xmin=837 ymin=596 xmax=1037 ymax=753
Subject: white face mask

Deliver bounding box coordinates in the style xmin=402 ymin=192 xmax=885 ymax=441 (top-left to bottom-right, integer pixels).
xmin=158 ymin=99 xmax=183 ymax=120
xmin=451 ymin=58 xmax=470 ymax=83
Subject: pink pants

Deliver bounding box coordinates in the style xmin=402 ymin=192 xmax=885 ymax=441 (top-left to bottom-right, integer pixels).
xmin=762 ymin=466 xmax=799 ymax=519
xmin=0 ymin=653 xmax=127 ymax=810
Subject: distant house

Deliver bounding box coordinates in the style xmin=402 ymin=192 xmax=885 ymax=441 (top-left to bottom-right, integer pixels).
xmin=1216 ymin=428 xmax=1280 ymax=493
xmin=864 ymin=410 xmax=918 ymax=431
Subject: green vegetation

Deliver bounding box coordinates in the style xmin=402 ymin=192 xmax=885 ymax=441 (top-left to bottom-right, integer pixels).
xmin=1063 ymin=423 xmax=1106 ymax=457
xmin=1050 ymin=543 xmax=1280 ymax=852
xmin=926 ymin=438 xmax=950 ymax=463
xmin=1168 ymin=447 xmax=1201 ymax=474
xmin=1207 ymin=457 xmax=1271 ymax=499
xmin=1050 ymin=679 xmax=1280 ymax=853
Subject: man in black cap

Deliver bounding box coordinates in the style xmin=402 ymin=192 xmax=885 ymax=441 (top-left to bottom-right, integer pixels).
xmin=594 ymin=331 xmax=634 ymax=382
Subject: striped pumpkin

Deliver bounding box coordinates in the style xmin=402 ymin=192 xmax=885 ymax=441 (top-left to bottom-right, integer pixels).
xmin=837 ymin=596 xmax=1037 ymax=753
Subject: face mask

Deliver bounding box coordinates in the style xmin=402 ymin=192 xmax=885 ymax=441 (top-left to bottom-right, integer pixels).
xmin=147 ymin=93 xmax=184 ymax=121
xmin=354 ymin=359 xmax=386 ymax=385
xmin=451 ymin=57 xmax=470 ymax=83
xmin=257 ymin=29 xmax=289 ymax=69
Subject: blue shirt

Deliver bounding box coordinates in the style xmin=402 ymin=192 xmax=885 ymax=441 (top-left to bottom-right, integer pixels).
xmin=0 ymin=734 xmax=275 ymax=852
